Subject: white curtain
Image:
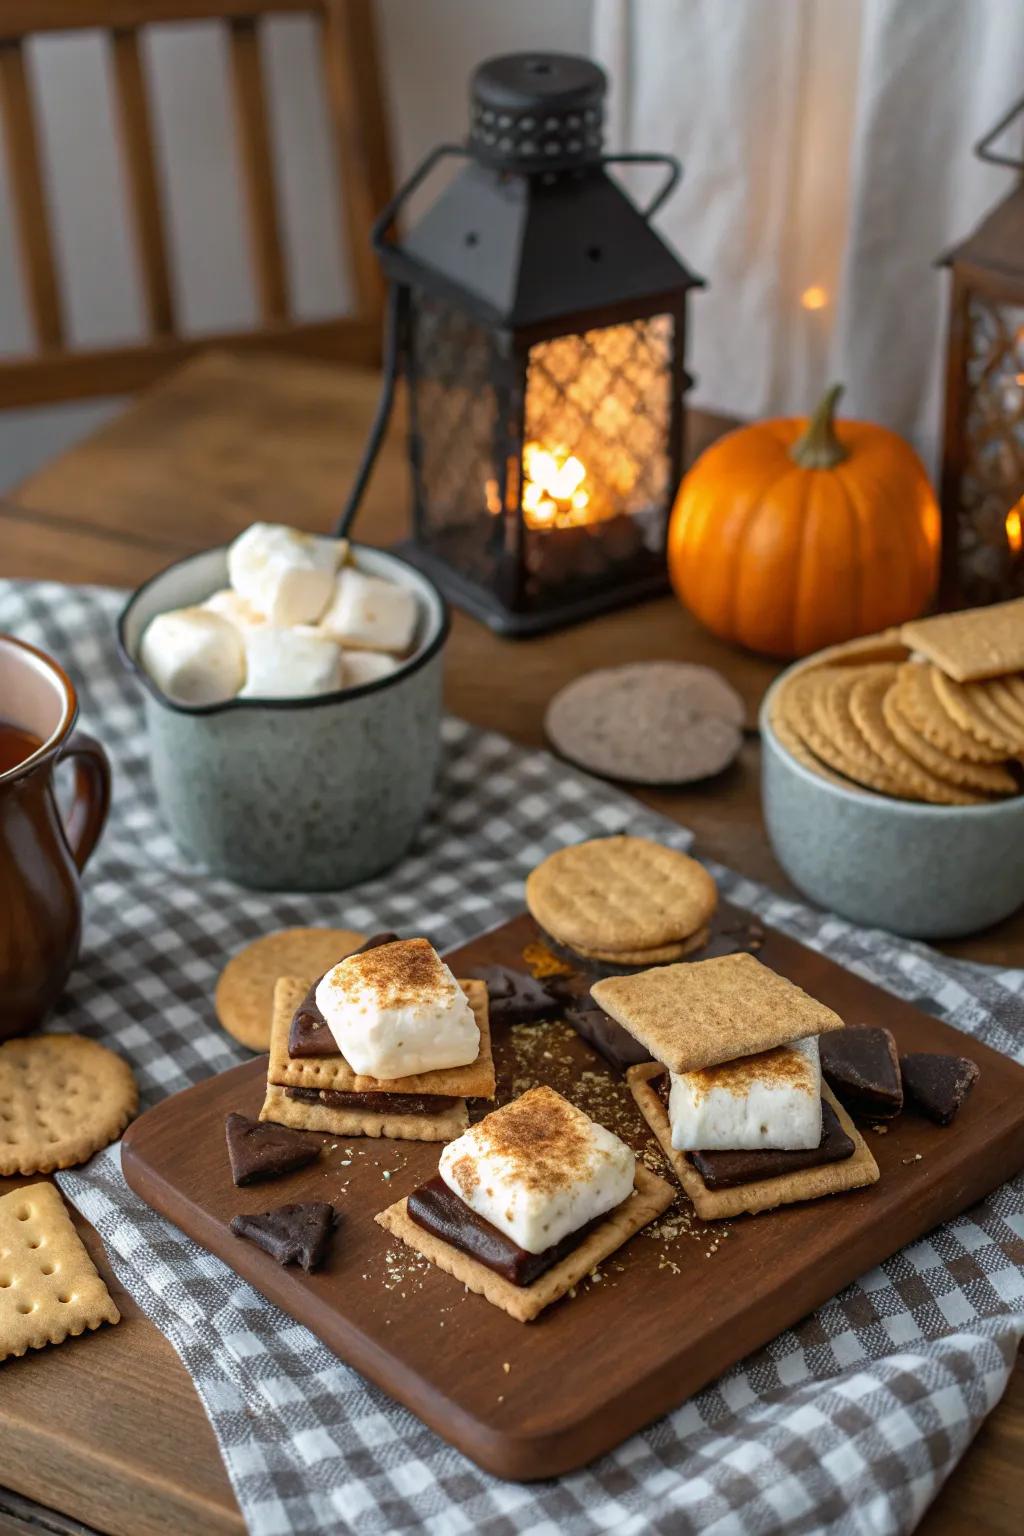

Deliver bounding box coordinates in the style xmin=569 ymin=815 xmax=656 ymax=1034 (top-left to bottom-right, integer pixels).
xmin=591 ymin=0 xmax=1024 ymax=470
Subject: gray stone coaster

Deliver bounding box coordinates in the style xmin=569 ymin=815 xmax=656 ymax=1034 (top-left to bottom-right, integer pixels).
xmin=545 ymin=662 xmax=745 ymax=786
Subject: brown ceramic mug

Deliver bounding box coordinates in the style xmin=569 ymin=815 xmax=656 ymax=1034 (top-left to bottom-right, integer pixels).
xmin=0 ymin=635 xmax=111 ymax=1040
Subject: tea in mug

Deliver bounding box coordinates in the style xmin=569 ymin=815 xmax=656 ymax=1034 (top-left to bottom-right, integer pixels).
xmin=0 ymin=718 xmax=43 ymax=773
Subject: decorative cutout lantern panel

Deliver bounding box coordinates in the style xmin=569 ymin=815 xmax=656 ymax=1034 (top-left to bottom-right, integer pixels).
xmin=341 ymin=53 xmax=701 ymax=635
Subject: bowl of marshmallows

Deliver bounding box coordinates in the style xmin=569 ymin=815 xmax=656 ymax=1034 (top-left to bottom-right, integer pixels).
xmin=119 ymin=524 xmax=449 ymax=891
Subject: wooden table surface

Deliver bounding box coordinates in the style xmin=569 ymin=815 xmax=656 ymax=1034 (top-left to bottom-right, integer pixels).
xmin=1 ymin=351 xmax=1022 ymax=1535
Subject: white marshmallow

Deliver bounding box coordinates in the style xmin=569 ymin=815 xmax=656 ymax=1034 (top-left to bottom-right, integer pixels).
xmin=202 ymin=587 xmax=265 ymax=631
xmin=669 ymin=1036 xmax=822 ymax=1152
xmin=439 ymin=1085 xmax=635 ymax=1254
xmin=319 ymin=568 xmax=418 ymax=654
xmin=227 ymin=523 xmax=345 ymax=626
xmin=316 ymin=937 xmax=479 ymax=1079
xmin=140 ymin=607 xmax=245 ymax=706
xmin=240 ymin=627 xmax=343 ymax=699
xmin=343 ymin=650 xmax=399 ymax=688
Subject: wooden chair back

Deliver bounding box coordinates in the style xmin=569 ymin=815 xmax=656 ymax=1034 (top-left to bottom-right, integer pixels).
xmin=0 ymin=1 xmax=393 ymax=408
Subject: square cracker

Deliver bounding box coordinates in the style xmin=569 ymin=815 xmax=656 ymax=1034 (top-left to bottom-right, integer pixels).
xmin=591 ymin=952 xmax=843 ymax=1073
xmin=260 ymin=1082 xmax=468 ymax=1142
xmin=901 ymin=599 xmax=1024 ymax=682
xmin=627 ymin=1065 xmax=878 ymax=1220
xmin=267 ymin=976 xmax=496 ymax=1098
xmin=0 ymin=1182 xmax=119 ymax=1360
xmin=375 ymin=1163 xmax=674 ymax=1323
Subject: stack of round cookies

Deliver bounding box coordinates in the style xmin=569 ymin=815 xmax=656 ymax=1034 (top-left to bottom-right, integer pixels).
xmin=525 ymin=836 xmax=717 ymax=965
xmin=772 ymin=652 xmax=1024 ymax=806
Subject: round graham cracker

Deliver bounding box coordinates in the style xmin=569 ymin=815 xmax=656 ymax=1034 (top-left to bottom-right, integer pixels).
xmin=525 ymin=837 xmax=717 ymax=953
xmin=848 ymin=672 xmax=988 ymax=805
xmin=216 ymin=927 xmax=367 ymax=1051
xmin=961 ymin=678 xmax=1024 ymax=743
xmin=893 ymin=663 xmax=1007 ymax=763
xmin=882 ymin=688 xmax=1017 ymax=795
xmin=988 ymin=678 xmax=1024 ymax=731
xmin=814 ymin=667 xmax=913 ymax=798
xmin=933 ymin=669 xmax=1022 ymax=754
xmin=570 ymin=925 xmax=711 ymax=965
xmin=544 ymin=662 xmax=744 ymax=786
xmin=776 ymin=668 xmax=908 ymax=797
xmin=0 ymin=1035 xmax=138 ymax=1176
xmin=768 ymin=689 xmax=854 ymax=789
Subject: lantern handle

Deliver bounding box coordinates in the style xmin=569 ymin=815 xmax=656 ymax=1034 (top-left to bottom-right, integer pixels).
xmin=600 ymin=151 xmax=683 ymax=220
xmin=974 ymin=91 xmax=1024 ymax=170
xmin=371 ymin=143 xmax=471 ymax=252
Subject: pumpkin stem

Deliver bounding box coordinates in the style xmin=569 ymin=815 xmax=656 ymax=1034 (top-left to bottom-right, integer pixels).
xmin=790 ymin=383 xmax=848 ymax=469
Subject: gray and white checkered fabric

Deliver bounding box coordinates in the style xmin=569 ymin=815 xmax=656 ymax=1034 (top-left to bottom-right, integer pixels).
xmin=3 ymin=578 xmax=1023 ymax=1536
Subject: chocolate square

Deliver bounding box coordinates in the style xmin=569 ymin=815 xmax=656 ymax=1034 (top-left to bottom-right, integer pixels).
xmin=819 ymin=1025 xmax=903 ymax=1120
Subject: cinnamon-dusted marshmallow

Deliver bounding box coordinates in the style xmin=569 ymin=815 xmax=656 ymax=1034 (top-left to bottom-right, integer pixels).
xmin=438 ymin=1085 xmax=635 ymax=1253
xmin=319 ymin=568 xmax=418 ymax=654
xmin=668 ymin=1037 xmax=822 ymax=1152
xmin=227 ymin=523 xmax=345 ymax=627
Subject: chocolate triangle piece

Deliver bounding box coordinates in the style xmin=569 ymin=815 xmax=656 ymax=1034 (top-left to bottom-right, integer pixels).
xmin=230 ymin=1202 xmax=338 ymax=1271
xmin=564 ymin=999 xmax=651 ymax=1073
xmin=900 ymin=1053 xmax=979 ymax=1126
xmin=819 ymin=1025 xmax=903 ymax=1120
xmin=225 ymin=1112 xmax=321 ymax=1186
xmin=466 ymin=965 xmax=559 ymax=1025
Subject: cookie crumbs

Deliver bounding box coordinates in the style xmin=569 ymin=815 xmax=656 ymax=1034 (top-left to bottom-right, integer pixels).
xmin=502 ymin=1361 xmax=510 ymax=1373
xmin=869 ymin=1124 xmax=889 ymax=1135
xmin=901 ymin=1153 xmax=923 ymax=1164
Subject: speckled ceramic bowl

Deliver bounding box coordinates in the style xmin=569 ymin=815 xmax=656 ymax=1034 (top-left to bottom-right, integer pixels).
xmin=119 ymin=544 xmax=449 ymax=890
xmin=760 ymin=664 xmax=1024 ymax=938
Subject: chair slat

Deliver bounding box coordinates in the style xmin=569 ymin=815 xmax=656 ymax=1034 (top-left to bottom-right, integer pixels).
xmin=110 ymin=28 xmax=175 ymax=336
xmin=319 ymin=0 xmax=390 ymax=321
xmin=227 ymin=14 xmax=288 ymax=323
xmin=0 ymin=38 xmax=65 ymax=349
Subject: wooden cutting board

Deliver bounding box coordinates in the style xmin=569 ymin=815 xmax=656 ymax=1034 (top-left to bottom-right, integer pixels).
xmin=120 ymin=905 xmax=1024 ymax=1481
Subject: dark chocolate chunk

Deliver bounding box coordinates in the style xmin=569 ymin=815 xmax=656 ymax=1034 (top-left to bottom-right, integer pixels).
xmin=900 ymin=1052 xmax=979 ymax=1126
xmin=464 ymin=964 xmax=559 ymax=1025
xmin=689 ymin=1100 xmax=855 ymax=1189
xmin=225 ymin=1112 xmax=321 ymax=1186
xmin=819 ymin=1025 xmax=903 ymax=1119
xmin=288 ymin=932 xmax=400 ymax=1057
xmin=230 ymin=1201 xmax=338 ymax=1271
xmin=407 ymin=1175 xmax=600 ymax=1287
xmin=565 ymin=1000 xmax=651 ymax=1073
xmin=285 ymin=1086 xmax=458 ymax=1114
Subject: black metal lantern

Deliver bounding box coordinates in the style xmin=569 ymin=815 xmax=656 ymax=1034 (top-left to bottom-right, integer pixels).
xmin=338 ymin=52 xmax=702 ymax=635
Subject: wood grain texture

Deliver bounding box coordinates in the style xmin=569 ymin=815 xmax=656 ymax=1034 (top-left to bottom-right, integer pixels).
xmin=3 ymin=359 xmax=1023 ymax=1529
xmin=227 ymin=15 xmax=288 ymax=323
xmin=109 ymin=28 xmax=175 ymax=337
xmin=0 ymin=39 xmax=64 ymax=349
xmin=121 ymin=908 xmax=1024 ymax=1480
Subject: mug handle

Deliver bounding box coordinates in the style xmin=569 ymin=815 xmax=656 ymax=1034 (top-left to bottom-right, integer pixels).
xmin=60 ymin=730 xmax=112 ymax=872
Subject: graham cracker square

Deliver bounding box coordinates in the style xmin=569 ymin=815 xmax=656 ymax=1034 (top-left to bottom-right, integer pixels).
xmin=0 ymin=1182 xmax=119 ymax=1360
xmin=375 ymin=1163 xmax=674 ymax=1322
xmin=591 ymin=953 xmax=843 ymax=1073
xmin=267 ymin=976 xmax=495 ymax=1098
xmin=901 ymin=599 xmax=1024 ymax=682
xmin=627 ymin=1065 xmax=878 ymax=1219
xmin=260 ymin=1083 xmax=468 ymax=1142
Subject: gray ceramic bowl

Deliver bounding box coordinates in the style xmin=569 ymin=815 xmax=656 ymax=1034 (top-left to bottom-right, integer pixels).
xmin=119 ymin=544 xmax=449 ymax=891
xmin=761 ymin=665 xmax=1024 ymax=938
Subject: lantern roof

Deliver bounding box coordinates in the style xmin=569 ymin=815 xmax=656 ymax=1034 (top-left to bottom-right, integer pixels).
xmin=942 ymin=178 xmax=1024 ymax=278
xmin=383 ymin=159 xmax=702 ymax=331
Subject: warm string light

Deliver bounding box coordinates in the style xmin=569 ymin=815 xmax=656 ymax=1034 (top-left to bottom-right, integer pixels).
xmin=1007 ymin=495 xmax=1024 ymax=555
xmin=801 ymin=285 xmax=828 ymax=311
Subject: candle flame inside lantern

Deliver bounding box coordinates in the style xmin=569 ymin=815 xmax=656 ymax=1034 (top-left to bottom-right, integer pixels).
xmin=520 ymin=441 xmax=603 ymax=530
xmin=801 ymin=285 xmax=828 ymax=311
xmin=1007 ymin=497 xmax=1024 ymax=555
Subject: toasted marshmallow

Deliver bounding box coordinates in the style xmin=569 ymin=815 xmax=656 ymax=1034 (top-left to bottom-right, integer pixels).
xmin=669 ymin=1037 xmax=822 ymax=1152
xmin=239 ymin=626 xmax=342 ymax=699
xmin=315 ymin=938 xmax=479 ymax=1079
xmin=227 ymin=523 xmax=345 ymax=626
xmin=319 ymin=568 xmax=418 ymax=653
xmin=202 ymin=587 xmax=265 ymax=631
xmin=343 ymin=650 xmax=399 ymax=688
xmin=439 ymin=1085 xmax=635 ymax=1254
xmin=140 ymin=607 xmax=245 ymax=706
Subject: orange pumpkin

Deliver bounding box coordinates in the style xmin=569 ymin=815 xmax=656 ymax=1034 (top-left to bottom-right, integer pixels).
xmin=667 ymin=384 xmax=940 ymax=659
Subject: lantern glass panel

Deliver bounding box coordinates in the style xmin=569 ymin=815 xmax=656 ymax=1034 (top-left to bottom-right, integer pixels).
xmin=954 ymin=291 xmax=1024 ymax=603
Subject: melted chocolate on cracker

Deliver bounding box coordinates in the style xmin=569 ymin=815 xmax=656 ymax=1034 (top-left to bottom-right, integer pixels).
xmin=288 ymin=932 xmax=399 ymax=1057
xmin=464 ymin=964 xmax=559 ymax=1025
xmin=407 ymin=1175 xmax=601 ymax=1287
xmin=819 ymin=1025 xmax=903 ymax=1120
xmin=900 ymin=1052 xmax=979 ymax=1126
xmin=230 ymin=1201 xmax=338 ymax=1271
xmin=285 ymin=1086 xmax=459 ymax=1115
xmin=225 ymin=1112 xmax=321 ymax=1186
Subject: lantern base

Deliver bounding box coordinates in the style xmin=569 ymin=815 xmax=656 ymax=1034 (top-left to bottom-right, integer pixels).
xmin=392 ymin=540 xmax=670 ymax=636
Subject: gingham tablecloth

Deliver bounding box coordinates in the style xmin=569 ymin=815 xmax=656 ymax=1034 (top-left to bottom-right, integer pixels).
xmin=4 ymin=577 xmax=1024 ymax=1536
